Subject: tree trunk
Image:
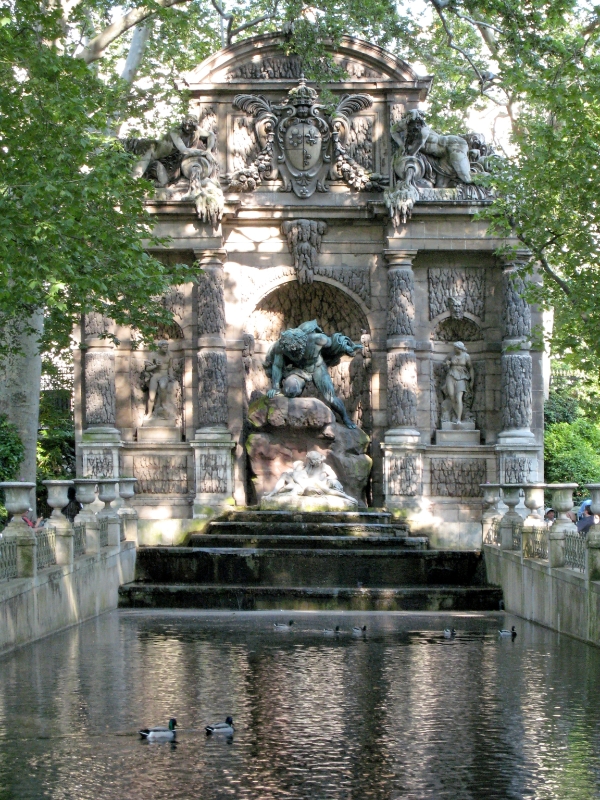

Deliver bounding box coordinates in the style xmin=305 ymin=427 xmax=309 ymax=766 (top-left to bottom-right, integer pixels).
xmin=0 ymin=312 xmax=44 ymax=512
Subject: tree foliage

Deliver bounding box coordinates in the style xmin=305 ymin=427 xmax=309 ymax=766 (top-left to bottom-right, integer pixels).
xmin=1 ymin=0 xmax=600 ymax=366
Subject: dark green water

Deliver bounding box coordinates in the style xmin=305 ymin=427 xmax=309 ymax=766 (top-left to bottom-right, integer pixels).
xmin=1 ymin=610 xmax=599 ymax=800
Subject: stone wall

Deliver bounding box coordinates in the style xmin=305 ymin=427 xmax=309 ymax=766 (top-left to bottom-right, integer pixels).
xmin=0 ymin=544 xmax=135 ymax=656
xmin=484 ymin=545 xmax=600 ymax=647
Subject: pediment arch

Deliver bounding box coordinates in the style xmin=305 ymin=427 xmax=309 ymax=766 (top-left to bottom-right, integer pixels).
xmin=184 ymin=33 xmax=430 ymax=89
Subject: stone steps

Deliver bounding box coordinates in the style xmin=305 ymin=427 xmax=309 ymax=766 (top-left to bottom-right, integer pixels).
xmin=211 ymin=510 xmax=395 ymax=526
xmin=118 ymin=583 xmax=503 ymax=612
xmin=189 ymin=522 xmax=410 ymax=541
xmin=132 ymin=546 xmax=486 ymax=588
xmin=186 ymin=534 xmax=428 ymax=550
xmin=119 ymin=509 xmax=500 ymax=613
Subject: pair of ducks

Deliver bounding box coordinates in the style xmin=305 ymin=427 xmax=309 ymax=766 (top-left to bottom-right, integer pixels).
xmin=443 ymin=626 xmax=517 ymax=639
xmin=273 ymin=621 xmax=367 ymax=636
xmin=139 ymin=716 xmax=234 ymax=742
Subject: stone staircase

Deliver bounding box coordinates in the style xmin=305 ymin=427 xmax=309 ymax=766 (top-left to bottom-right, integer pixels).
xmin=119 ymin=509 xmax=502 ymax=611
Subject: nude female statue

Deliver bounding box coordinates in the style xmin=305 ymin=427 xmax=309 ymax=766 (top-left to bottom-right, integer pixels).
xmin=444 ymin=341 xmax=474 ymax=423
xmin=142 ymin=340 xmax=177 ymax=422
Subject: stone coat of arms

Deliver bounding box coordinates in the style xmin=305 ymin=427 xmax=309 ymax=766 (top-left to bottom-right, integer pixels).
xmin=231 ymin=77 xmax=385 ymax=198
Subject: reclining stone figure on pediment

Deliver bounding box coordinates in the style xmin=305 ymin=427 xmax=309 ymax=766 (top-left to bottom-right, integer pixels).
xmin=384 ymin=109 xmax=498 ymax=226
xmin=125 ymin=117 xmax=224 ymax=228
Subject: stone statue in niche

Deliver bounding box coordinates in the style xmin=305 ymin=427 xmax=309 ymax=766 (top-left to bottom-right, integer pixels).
xmin=262 ymin=451 xmax=358 ymax=510
xmin=264 ymin=319 xmax=363 ymax=428
xmin=442 ymin=342 xmax=474 ymax=425
xmin=360 ymin=329 xmax=372 ymax=371
xmin=384 ymin=109 xmax=495 ymax=225
xmin=141 ymin=340 xmax=177 ymax=425
xmin=125 ymin=118 xmax=224 ymax=227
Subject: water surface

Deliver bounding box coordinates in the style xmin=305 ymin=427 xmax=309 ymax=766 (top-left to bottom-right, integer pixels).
xmin=1 ymin=610 xmax=599 ymax=800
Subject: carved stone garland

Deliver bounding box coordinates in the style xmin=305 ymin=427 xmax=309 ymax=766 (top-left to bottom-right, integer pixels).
xmin=281 ymin=219 xmax=328 ymax=284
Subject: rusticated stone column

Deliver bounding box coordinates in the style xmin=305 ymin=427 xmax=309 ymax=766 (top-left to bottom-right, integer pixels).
xmin=79 ymin=315 xmax=121 ymax=494
xmin=498 ymin=250 xmax=535 ymax=445
xmin=382 ymin=250 xmax=424 ymax=528
xmin=385 ymin=250 xmax=419 ymax=441
xmin=192 ymin=249 xmax=235 ymax=515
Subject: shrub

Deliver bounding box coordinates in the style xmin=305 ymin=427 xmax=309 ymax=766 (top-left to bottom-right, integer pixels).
xmin=545 ymin=418 xmax=600 ymax=502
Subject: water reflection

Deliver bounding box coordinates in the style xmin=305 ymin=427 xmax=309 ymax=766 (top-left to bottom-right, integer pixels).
xmin=1 ymin=611 xmax=600 ymax=799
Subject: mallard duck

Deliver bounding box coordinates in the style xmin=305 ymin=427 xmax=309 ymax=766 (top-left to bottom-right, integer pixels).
xmin=206 ymin=716 xmax=235 ymax=736
xmin=274 ymin=620 xmax=294 ymax=631
xmin=139 ymin=718 xmax=177 ymax=741
xmin=443 ymin=628 xmax=456 ymax=638
xmin=352 ymin=625 xmax=367 ymax=636
xmin=323 ymin=625 xmax=340 ymax=635
xmin=499 ymin=626 xmax=517 ymax=638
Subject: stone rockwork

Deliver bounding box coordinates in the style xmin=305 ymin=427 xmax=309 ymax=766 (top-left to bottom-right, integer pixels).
xmin=246 ymin=395 xmax=371 ymax=507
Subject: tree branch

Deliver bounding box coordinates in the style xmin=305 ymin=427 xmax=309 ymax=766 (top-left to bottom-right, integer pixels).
xmin=78 ymin=0 xmax=190 ymax=64
xmin=432 ymin=4 xmax=484 ymax=83
xmin=120 ymin=23 xmax=152 ymax=84
xmin=211 ymin=0 xmax=278 ymax=45
xmin=518 ymin=237 xmax=572 ymax=299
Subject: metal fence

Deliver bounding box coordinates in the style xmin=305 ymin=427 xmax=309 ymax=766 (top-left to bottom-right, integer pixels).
xmin=73 ymin=522 xmax=86 ymax=558
xmin=483 ymin=517 xmax=501 ymax=545
xmin=99 ymin=517 xmax=109 ymax=548
xmin=0 ymin=538 xmax=17 ymax=580
xmin=522 ymin=527 xmax=549 ymax=560
xmin=565 ymin=532 xmax=586 ymax=572
xmin=37 ymin=526 xmax=57 ymax=569
xmin=512 ymin=521 xmax=523 ymax=552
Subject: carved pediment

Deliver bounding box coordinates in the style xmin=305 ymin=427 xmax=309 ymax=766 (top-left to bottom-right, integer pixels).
xmin=183 ymin=34 xmax=428 ymax=87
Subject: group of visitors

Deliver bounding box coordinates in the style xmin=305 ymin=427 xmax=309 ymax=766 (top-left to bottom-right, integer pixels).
xmin=544 ymin=500 xmax=599 ymax=534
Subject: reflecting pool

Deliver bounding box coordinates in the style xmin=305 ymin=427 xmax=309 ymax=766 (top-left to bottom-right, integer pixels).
xmin=1 ymin=610 xmax=600 ymax=800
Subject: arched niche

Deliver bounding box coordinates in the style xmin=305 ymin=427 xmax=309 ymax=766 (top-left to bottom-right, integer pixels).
xmin=247 ymin=280 xmax=370 ymax=342
xmin=244 ymin=280 xmax=372 ymax=431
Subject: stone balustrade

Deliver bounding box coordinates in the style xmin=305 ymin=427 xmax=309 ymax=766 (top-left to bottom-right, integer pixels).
xmin=482 ymin=481 xmax=600 ymax=646
xmin=0 ymin=477 xmax=138 ymax=582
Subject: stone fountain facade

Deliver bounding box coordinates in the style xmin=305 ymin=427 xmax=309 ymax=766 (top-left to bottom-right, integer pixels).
xmin=74 ymin=34 xmax=543 ymax=549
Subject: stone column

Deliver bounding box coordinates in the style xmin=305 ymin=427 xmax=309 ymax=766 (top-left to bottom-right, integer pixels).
xmin=79 ymin=317 xmax=122 ymax=497
xmin=382 ymin=250 xmax=423 ymax=525
xmin=385 ymin=250 xmax=419 ymax=442
xmin=192 ymin=250 xmax=235 ymax=516
xmin=498 ymin=251 xmax=535 ymax=445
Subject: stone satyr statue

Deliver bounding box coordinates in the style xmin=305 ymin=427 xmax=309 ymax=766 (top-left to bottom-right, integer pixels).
xmin=142 ymin=340 xmax=177 ymax=423
xmin=264 ymin=319 xmax=363 ymax=428
xmin=443 ymin=341 xmax=474 ymax=423
xmin=264 ymin=451 xmax=358 ymax=506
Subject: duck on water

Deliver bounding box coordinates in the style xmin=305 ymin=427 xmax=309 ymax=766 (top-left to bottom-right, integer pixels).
xmin=139 ymin=718 xmax=178 ymax=742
